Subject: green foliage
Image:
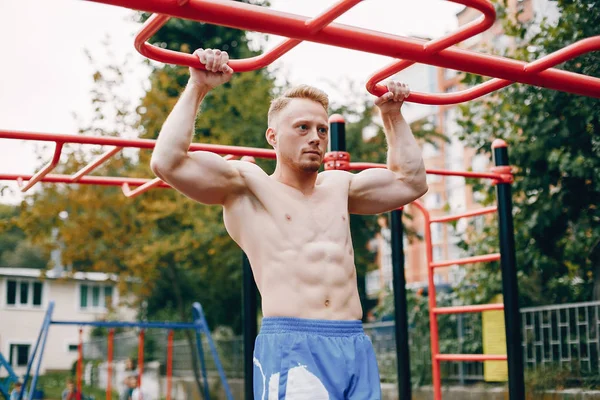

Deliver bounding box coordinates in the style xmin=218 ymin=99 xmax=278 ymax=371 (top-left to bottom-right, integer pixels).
xmin=0 ymin=204 xmax=47 ymax=269
xmin=456 ymin=0 xmax=600 ymax=305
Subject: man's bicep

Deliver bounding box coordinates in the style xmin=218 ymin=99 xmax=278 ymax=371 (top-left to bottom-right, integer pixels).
xmin=157 ymin=151 xmax=246 ymax=205
xmin=348 ymin=168 xmax=419 ymax=214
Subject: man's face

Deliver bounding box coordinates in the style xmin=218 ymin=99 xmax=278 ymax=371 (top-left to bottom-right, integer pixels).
xmin=67 ymin=383 xmax=75 ymax=391
xmin=268 ymin=98 xmax=329 ymax=173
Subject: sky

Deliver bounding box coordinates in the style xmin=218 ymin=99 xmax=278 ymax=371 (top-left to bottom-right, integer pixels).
xmin=0 ymin=0 xmax=463 ymax=203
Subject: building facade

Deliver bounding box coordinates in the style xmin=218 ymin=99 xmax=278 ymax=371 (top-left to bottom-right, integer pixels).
xmin=0 ymin=268 xmax=135 ymax=376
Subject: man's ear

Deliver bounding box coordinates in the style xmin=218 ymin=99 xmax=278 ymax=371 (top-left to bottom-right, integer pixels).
xmin=265 ymin=127 xmax=277 ymax=148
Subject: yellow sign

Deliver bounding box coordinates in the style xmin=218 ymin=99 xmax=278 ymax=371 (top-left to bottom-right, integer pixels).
xmin=482 ymin=295 xmax=508 ymax=382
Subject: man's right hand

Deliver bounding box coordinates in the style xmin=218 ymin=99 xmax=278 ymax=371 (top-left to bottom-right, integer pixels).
xmin=189 ymin=48 xmax=234 ymax=90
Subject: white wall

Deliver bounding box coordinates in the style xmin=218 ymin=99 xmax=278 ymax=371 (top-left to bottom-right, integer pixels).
xmin=0 ymin=276 xmax=134 ymax=375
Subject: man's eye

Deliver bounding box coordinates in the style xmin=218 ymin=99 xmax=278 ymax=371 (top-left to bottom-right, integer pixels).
xmin=318 ymin=128 xmax=328 ymax=134
xmin=298 ymin=125 xmax=308 ymax=130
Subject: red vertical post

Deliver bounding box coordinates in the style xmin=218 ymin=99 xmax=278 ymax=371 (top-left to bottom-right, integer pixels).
xmin=166 ymin=330 xmax=174 ymax=400
xmin=77 ymin=328 xmax=83 ymax=400
xmin=107 ymin=329 xmax=114 ymax=400
xmin=138 ymin=330 xmax=145 ymax=390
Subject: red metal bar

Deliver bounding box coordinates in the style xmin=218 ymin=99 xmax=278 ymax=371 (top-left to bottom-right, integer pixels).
xmin=436 ymin=354 xmax=507 ymax=361
xmin=0 ymin=130 xmax=277 ymax=159
xmin=411 ymin=201 xmax=442 ymax=399
xmin=348 ymin=162 xmax=504 ymax=181
xmin=368 ymin=37 xmax=600 ymax=104
xmin=122 ymin=178 xmax=163 ymax=198
xmin=17 ymin=142 xmax=64 ymax=192
xmin=85 ymin=0 xmax=600 ymax=102
xmin=430 ymin=206 xmax=497 ymax=223
xmin=134 ymin=0 xmax=361 ymax=71
xmin=107 ymin=329 xmax=114 ymax=400
xmin=430 ymin=253 xmax=501 ymax=269
xmin=138 ymin=329 xmax=145 ymax=390
xmin=433 ymin=303 xmax=504 ymax=314
xmin=77 ymin=328 xmax=83 ymax=400
xmin=71 ymin=146 xmax=123 ymax=182
xmin=166 ymin=330 xmax=173 ymax=400
xmin=0 ymin=173 xmax=172 ymax=188
xmin=365 ymin=0 xmax=496 ymax=103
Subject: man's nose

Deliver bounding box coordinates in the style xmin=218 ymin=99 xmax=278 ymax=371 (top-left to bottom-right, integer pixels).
xmin=308 ymin=129 xmax=321 ymax=144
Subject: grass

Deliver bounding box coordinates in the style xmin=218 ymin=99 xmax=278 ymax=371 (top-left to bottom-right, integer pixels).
xmin=34 ymin=372 xmax=118 ymax=400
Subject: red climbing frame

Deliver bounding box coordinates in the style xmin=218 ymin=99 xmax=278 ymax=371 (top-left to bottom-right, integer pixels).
xmin=0 ymin=129 xmax=275 ymax=197
xmin=83 ymin=0 xmax=600 ymax=104
xmin=347 ymin=156 xmax=512 ymax=400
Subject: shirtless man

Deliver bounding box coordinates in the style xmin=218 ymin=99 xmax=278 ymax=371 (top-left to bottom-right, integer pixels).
xmin=151 ymin=48 xmax=428 ymax=399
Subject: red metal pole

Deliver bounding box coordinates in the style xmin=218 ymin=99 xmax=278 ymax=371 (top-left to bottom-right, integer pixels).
xmin=0 ymin=129 xmax=277 ymax=158
xmin=107 ymin=329 xmax=114 ymax=400
xmin=77 ymin=328 xmax=83 ymax=400
xmin=166 ymin=330 xmax=173 ymax=400
xmin=0 ymin=173 xmax=172 ymax=188
xmin=411 ymin=201 xmax=442 ymax=400
xmin=138 ymin=330 xmax=145 ymax=391
xmin=430 ymin=206 xmax=497 ymax=223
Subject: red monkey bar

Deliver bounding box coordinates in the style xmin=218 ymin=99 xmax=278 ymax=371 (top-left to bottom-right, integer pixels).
xmin=0 ymin=129 xmax=274 ymax=198
xmin=84 ymin=0 xmax=600 ymax=104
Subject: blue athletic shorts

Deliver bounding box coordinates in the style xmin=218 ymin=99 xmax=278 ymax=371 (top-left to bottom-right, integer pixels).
xmin=252 ymin=317 xmax=382 ymax=399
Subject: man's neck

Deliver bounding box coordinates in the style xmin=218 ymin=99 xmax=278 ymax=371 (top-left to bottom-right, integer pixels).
xmin=271 ymin=164 xmax=318 ymax=195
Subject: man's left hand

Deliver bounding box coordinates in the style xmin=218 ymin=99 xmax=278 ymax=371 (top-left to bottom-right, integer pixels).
xmin=374 ymin=81 xmax=410 ymax=116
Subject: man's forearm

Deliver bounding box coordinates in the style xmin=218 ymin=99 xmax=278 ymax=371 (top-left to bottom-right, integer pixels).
xmin=151 ymin=81 xmax=209 ymax=171
xmin=382 ymin=113 xmax=427 ymax=185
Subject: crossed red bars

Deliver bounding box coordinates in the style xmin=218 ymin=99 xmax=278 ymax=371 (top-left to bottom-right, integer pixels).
xmin=0 ymin=129 xmax=512 ymax=198
xmin=85 ymin=0 xmax=600 ymax=104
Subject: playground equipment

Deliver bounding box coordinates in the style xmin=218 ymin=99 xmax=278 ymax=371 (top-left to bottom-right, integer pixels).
xmin=0 ymin=119 xmax=519 ymax=400
xmin=81 ymin=0 xmax=600 ymax=104
xmin=2 ymin=1 xmax=598 ymax=398
xmin=0 ymin=352 xmax=18 ymax=399
xmin=16 ymin=301 xmax=232 ymax=400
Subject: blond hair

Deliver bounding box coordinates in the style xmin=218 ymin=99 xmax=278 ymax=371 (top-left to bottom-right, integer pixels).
xmin=268 ymin=85 xmax=329 ymax=127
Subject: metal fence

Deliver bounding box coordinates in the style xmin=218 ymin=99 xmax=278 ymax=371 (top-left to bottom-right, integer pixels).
xmin=522 ymin=301 xmax=600 ymax=375
xmin=83 ymin=301 xmax=600 ymax=385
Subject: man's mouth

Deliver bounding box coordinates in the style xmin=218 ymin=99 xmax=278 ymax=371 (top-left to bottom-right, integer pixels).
xmin=304 ymin=150 xmax=320 ymax=155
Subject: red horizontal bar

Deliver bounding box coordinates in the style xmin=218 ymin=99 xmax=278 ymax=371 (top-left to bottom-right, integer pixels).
xmin=430 ymin=206 xmax=497 ymax=223
xmin=433 ymin=303 xmax=504 ymax=314
xmin=431 ymin=253 xmax=500 ymax=268
xmin=0 ymin=174 xmax=171 ymax=189
xmin=366 ymin=0 xmax=497 ymax=104
xmin=85 ymin=0 xmax=600 ymax=101
xmin=436 ymin=354 xmax=507 ymax=362
xmin=0 ymin=130 xmax=276 ymax=159
xmin=134 ymin=0 xmax=361 ymax=71
xmin=348 ymin=163 xmax=503 ymax=181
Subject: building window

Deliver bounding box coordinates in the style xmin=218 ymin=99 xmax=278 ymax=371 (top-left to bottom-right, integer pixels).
xmin=425 ymin=192 xmax=443 ymax=209
xmin=9 ymin=344 xmax=31 ymax=367
xmin=433 ymin=245 xmax=444 ymax=262
xmin=79 ymin=283 xmax=114 ymax=311
xmin=67 ymin=344 xmax=79 ymax=353
xmin=5 ymin=279 xmax=43 ymax=308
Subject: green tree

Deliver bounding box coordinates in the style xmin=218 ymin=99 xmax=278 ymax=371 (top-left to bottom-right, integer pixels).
xmin=457 ymin=0 xmax=600 ymax=305
xmin=0 ymin=203 xmax=47 ymax=269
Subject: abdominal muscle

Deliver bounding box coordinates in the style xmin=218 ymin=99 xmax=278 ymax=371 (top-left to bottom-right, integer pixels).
xmin=223 ymin=178 xmax=363 ymax=321
xmin=257 ymin=240 xmax=363 ymax=320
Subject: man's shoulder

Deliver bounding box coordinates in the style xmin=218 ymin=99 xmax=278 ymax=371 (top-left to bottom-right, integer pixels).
xmin=317 ymin=169 xmax=352 ymax=185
